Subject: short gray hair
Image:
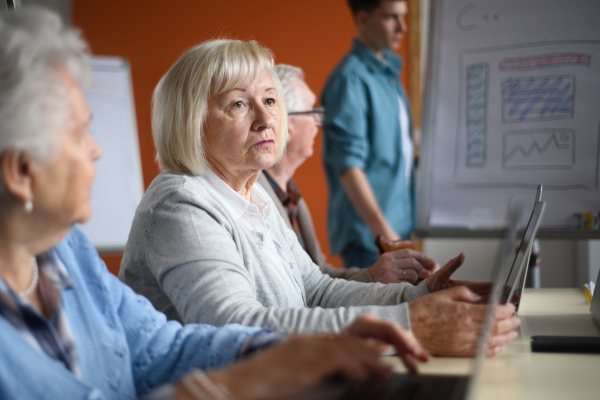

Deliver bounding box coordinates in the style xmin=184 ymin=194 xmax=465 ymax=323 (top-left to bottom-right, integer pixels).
xmin=0 ymin=6 xmax=91 ymax=174
xmin=152 ymin=39 xmax=288 ymax=175
xmin=274 ymin=64 xmax=305 ymax=113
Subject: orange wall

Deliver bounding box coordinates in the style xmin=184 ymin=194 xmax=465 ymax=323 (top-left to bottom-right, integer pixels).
xmin=73 ymin=0 xmax=411 ymax=274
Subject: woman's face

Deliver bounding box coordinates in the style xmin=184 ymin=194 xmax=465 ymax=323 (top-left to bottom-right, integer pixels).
xmin=32 ymin=71 xmax=102 ymax=229
xmin=204 ymin=73 xmax=282 ymax=187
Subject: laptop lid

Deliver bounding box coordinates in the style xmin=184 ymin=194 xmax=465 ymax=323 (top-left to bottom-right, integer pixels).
xmin=502 ymin=185 xmax=546 ymax=307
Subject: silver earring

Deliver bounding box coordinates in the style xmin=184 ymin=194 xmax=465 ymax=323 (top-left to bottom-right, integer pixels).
xmin=25 ymin=199 xmax=33 ymax=213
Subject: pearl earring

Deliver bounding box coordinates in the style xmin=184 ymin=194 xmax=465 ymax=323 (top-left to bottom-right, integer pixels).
xmin=25 ymin=199 xmax=33 ymax=213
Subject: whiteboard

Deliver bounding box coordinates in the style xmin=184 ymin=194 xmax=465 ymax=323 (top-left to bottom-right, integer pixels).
xmin=78 ymin=56 xmax=144 ymax=251
xmin=418 ymin=0 xmax=600 ymax=232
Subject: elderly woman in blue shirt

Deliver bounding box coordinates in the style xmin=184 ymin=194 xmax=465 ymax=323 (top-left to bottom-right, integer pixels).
xmin=0 ymin=7 xmax=429 ymax=400
xmin=119 ymin=35 xmax=521 ymax=357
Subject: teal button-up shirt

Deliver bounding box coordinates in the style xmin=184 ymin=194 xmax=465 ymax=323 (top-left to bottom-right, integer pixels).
xmin=322 ymin=40 xmax=415 ymax=255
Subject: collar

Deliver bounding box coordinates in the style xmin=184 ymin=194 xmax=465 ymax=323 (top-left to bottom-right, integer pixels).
xmin=0 ymin=250 xmax=76 ymax=313
xmin=202 ymin=168 xmax=271 ymax=220
xmin=351 ymin=39 xmax=403 ymax=76
xmin=262 ymin=172 xmax=302 ymax=207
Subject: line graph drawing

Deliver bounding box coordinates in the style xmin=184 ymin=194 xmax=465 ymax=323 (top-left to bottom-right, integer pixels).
xmin=502 ymin=129 xmax=574 ymax=170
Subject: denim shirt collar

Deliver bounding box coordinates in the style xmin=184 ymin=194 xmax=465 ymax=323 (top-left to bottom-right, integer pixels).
xmin=351 ymin=39 xmax=403 ymax=77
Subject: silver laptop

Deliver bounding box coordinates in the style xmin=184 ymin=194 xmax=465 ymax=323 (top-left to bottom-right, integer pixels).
xmin=501 ymin=185 xmax=546 ymax=308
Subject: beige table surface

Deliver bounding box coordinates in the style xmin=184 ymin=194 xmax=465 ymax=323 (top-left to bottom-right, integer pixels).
xmin=385 ymin=288 xmax=600 ymax=400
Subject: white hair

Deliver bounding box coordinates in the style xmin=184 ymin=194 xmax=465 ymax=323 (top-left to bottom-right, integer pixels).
xmin=0 ymin=6 xmax=91 ymax=190
xmin=274 ymin=64 xmax=305 ymax=113
xmin=152 ymin=39 xmax=288 ymax=175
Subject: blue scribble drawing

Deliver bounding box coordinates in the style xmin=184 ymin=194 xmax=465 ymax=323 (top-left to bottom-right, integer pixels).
xmin=466 ymin=63 xmax=488 ymax=167
xmin=502 ymin=130 xmax=574 ymax=170
xmin=501 ymin=75 xmax=574 ymax=122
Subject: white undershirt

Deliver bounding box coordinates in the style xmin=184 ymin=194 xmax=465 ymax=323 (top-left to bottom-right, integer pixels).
xmin=200 ymin=170 xmax=304 ymax=308
xmin=398 ymin=95 xmax=413 ymax=184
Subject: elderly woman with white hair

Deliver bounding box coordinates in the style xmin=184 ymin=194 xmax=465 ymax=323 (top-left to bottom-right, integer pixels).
xmin=119 ymin=39 xmax=521 ymax=357
xmin=0 ymin=7 xmax=430 ymax=399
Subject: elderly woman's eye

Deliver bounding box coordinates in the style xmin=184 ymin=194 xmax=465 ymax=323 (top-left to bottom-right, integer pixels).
xmin=265 ymin=98 xmax=276 ymax=106
xmin=232 ymin=100 xmax=244 ymax=108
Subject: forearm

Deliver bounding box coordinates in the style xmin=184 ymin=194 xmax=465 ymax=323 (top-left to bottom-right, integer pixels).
xmin=320 ymin=262 xmax=374 ymax=283
xmin=339 ymin=167 xmax=399 ymax=240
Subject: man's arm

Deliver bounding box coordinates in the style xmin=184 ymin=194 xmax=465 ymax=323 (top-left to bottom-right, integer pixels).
xmin=339 ymin=166 xmax=400 ymax=241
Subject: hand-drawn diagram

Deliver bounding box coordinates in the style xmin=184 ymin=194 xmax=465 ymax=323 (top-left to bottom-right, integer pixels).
xmin=502 ymin=129 xmax=574 ymax=170
xmin=466 ymin=64 xmax=487 ymax=167
xmin=454 ymin=42 xmax=600 ymax=190
xmin=425 ymin=0 xmax=600 ymax=230
xmin=501 ymin=75 xmax=574 ymax=123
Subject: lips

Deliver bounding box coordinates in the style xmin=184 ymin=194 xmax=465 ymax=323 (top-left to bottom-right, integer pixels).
xmin=253 ymin=139 xmax=275 ymax=147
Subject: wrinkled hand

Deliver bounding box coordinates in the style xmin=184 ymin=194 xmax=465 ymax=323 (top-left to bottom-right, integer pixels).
xmin=189 ymin=316 xmax=428 ymax=400
xmin=343 ymin=315 xmax=429 ymax=374
xmin=369 ymin=249 xmax=440 ymax=284
xmin=409 ymin=286 xmax=521 ymax=357
xmin=426 ymin=253 xmax=492 ymax=296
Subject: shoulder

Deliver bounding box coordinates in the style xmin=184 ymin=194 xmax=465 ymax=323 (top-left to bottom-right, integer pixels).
xmin=53 ymin=227 xmax=123 ymax=309
xmin=322 ymin=57 xmax=373 ymax=106
xmin=55 ymin=227 xmax=104 ymax=278
xmin=325 ymin=54 xmax=369 ymax=85
xmin=138 ymin=171 xmax=226 ymax=217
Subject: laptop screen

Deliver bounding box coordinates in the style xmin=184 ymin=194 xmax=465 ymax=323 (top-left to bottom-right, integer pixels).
xmin=500 ymin=186 xmax=546 ymax=306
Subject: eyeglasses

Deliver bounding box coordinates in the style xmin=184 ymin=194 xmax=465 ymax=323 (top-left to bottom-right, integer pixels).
xmin=288 ymin=106 xmax=325 ymax=124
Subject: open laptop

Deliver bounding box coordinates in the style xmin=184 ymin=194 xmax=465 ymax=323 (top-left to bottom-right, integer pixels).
xmin=293 ymin=201 xmax=525 ymax=400
xmin=501 ymin=185 xmax=546 ymax=308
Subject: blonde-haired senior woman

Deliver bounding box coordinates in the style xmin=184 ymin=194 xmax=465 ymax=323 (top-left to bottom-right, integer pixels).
xmin=120 ymin=39 xmax=521 ymax=357
xmin=0 ymin=7 xmax=431 ymax=400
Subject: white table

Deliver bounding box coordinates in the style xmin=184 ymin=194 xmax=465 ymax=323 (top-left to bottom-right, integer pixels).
xmin=386 ymin=289 xmax=600 ymax=399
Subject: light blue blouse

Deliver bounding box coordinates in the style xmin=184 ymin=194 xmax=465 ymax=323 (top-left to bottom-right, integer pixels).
xmin=0 ymin=227 xmax=263 ymax=399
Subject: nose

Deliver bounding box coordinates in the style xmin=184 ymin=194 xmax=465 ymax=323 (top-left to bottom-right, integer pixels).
xmin=90 ymin=136 xmax=102 ymax=161
xmin=251 ymin=103 xmax=276 ymax=132
xmin=397 ymin=16 xmax=407 ymax=33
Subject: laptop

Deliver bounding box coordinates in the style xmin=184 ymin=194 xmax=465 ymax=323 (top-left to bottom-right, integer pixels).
xmin=293 ymin=201 xmax=525 ymax=400
xmin=501 ymin=185 xmax=546 ymax=308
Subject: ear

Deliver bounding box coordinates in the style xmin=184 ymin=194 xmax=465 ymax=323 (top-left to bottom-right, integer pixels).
xmin=355 ymin=10 xmax=369 ymax=31
xmin=0 ymin=149 xmax=34 ymax=205
xmin=286 ymin=117 xmax=294 ymax=144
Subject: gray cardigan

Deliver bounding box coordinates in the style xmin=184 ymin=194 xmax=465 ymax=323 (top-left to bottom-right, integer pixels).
xmin=119 ymin=171 xmax=429 ymax=334
xmin=257 ymin=173 xmax=373 ymax=282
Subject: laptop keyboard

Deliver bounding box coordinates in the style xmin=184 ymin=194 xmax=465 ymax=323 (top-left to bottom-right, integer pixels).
xmin=343 ymin=373 xmax=469 ymax=400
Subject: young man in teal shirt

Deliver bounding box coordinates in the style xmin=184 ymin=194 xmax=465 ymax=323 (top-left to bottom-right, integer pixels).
xmin=322 ymin=0 xmax=415 ymax=268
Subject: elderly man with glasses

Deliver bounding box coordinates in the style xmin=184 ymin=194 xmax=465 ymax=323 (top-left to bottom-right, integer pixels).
xmin=258 ymin=65 xmax=438 ymax=284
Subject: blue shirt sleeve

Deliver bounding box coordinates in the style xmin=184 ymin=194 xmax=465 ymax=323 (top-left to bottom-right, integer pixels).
xmin=63 ymin=227 xmax=266 ymax=396
xmin=323 ymin=72 xmax=370 ymax=176
xmin=111 ymin=266 xmax=265 ymax=393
